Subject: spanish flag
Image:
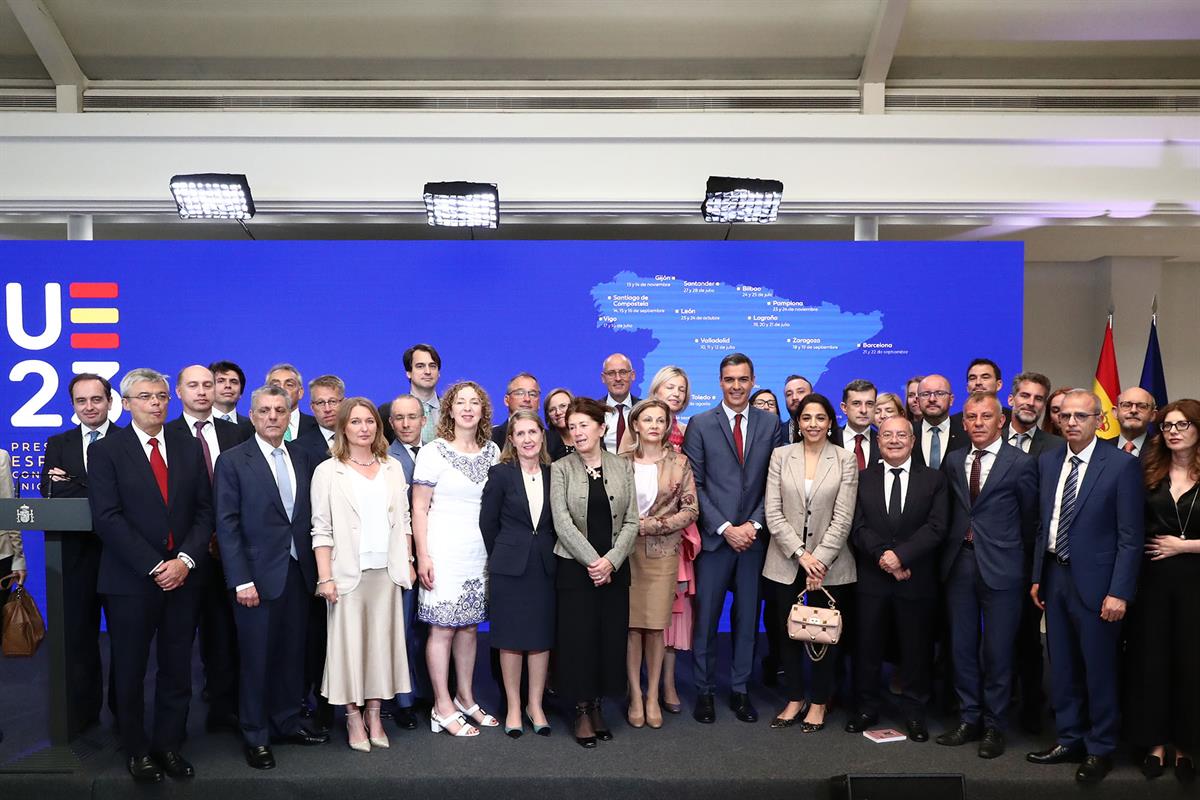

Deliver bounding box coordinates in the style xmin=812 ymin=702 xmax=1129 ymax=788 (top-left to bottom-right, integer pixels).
xmin=1093 ymin=315 xmax=1121 ymax=440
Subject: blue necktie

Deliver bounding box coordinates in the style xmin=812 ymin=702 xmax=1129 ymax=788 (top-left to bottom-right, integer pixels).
xmin=272 ymin=447 xmax=298 ymax=559
xmin=220 ymin=413 xmax=232 ymax=423
xmin=1056 ymin=456 xmax=1083 ymax=561
xmin=87 ymin=430 xmax=100 ymax=446
xmin=929 ymin=427 xmax=942 ymax=470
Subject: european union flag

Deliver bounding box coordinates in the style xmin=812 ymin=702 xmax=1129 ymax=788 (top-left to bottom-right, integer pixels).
xmin=1139 ymin=315 xmax=1169 ymax=408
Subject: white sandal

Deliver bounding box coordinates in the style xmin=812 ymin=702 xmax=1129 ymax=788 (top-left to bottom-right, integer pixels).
xmin=430 ymin=709 xmax=479 ymax=737
xmin=454 ymin=698 xmax=500 ymax=727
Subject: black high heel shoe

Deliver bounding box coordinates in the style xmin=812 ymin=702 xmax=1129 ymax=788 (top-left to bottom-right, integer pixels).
xmin=525 ymin=707 xmax=551 ymax=737
xmin=590 ymin=699 xmax=613 ymax=741
xmin=574 ymin=703 xmax=597 ymax=749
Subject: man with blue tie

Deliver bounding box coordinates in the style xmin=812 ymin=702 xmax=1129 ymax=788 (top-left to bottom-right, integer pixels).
xmin=386 ymin=393 xmax=429 ymax=729
xmin=209 ymin=360 xmax=255 ymax=437
xmin=1027 ymin=389 xmax=1144 ymax=783
xmin=215 ymin=385 xmax=329 ymax=770
xmin=936 ymin=393 xmax=1038 ymax=758
xmin=912 ymin=374 xmax=966 ymax=468
xmin=683 ymin=353 xmax=786 ymax=724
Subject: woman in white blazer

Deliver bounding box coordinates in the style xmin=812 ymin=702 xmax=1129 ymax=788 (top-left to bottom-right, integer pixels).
xmin=763 ymin=393 xmax=858 ymax=733
xmin=312 ymin=398 xmax=414 ymax=752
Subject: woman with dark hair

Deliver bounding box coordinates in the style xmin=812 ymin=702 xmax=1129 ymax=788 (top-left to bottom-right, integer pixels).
xmin=542 ymin=388 xmax=574 ymax=461
xmin=763 ymin=393 xmax=858 ymax=732
xmin=1126 ymin=399 xmax=1200 ymax=782
xmin=412 ymin=381 xmax=501 ymax=737
xmin=311 ymin=398 xmax=414 ymax=752
xmin=1042 ymin=387 xmax=1073 ymax=438
xmin=479 ymin=410 xmax=556 ymax=737
xmin=751 ymin=388 xmax=781 ymax=419
xmin=550 ymin=397 xmax=639 ymax=747
xmin=621 ymin=398 xmax=698 ymax=729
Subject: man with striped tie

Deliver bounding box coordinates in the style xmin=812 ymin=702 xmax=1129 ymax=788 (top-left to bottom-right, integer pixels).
xmin=1027 ymin=389 xmax=1144 ymax=784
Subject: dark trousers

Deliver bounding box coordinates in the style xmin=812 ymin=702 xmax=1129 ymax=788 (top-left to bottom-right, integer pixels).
xmin=1043 ymin=557 xmax=1123 ymax=756
xmin=1013 ymin=582 xmax=1046 ymax=717
xmin=855 ymin=589 xmax=935 ymax=721
xmin=396 ymin=586 xmax=430 ymax=708
xmin=60 ymin=534 xmax=112 ymax=736
xmin=232 ymin=559 xmax=307 ymax=747
xmin=556 ymin=565 xmax=629 ymax=703
xmin=1124 ymin=557 xmax=1200 ymax=750
xmin=105 ymin=588 xmax=202 ymax=756
xmin=304 ymin=595 xmax=328 ymax=707
xmin=760 ymin=575 xmax=781 ymax=671
xmin=693 ymin=545 xmax=765 ymax=694
xmin=771 ymin=577 xmax=850 ymax=704
xmin=944 ymin=547 xmax=1023 ymax=730
xmin=199 ymin=553 xmax=239 ymax=720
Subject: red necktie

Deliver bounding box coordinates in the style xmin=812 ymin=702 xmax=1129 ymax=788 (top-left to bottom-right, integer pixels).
xmin=966 ymin=449 xmax=985 ymax=543
xmin=615 ymin=404 xmax=626 ymax=449
xmin=732 ymin=413 xmax=745 ymax=464
xmin=854 ymin=433 xmax=866 ymax=470
xmin=148 ymin=437 xmax=173 ymax=550
xmin=194 ymin=419 xmax=214 ymax=483
xmin=1123 ymin=441 xmax=1136 ymax=454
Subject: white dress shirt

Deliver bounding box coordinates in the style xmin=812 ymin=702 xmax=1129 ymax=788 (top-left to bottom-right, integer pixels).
xmin=965 ymin=437 xmax=1003 ymax=491
xmin=287 ymin=408 xmax=301 ymax=441
xmin=1005 ymin=424 xmax=1035 ymax=454
xmin=883 ymin=457 xmax=913 ymax=514
xmin=319 ymin=426 xmax=336 ymax=450
xmin=80 ymin=419 xmax=112 ymax=470
xmin=236 ymin=436 xmax=300 ymax=592
xmin=921 ymin=418 xmax=952 ymax=466
xmin=1047 ymin=437 xmax=1098 ymax=553
xmin=841 ymin=424 xmax=871 ymax=461
xmin=182 ymin=411 xmax=222 ymax=460
xmin=130 ymin=423 xmax=195 ymax=573
xmin=603 ymin=394 xmax=633 ymax=452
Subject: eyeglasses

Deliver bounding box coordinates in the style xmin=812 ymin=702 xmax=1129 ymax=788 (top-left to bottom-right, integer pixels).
xmin=603 ymin=369 xmax=632 ymax=379
xmin=752 ymin=399 xmax=777 ymax=409
xmin=391 ymin=413 xmax=423 ymax=422
xmin=1161 ymin=421 xmax=1194 ymax=433
xmin=1118 ymin=401 xmax=1153 ymax=412
xmin=917 ymin=390 xmax=950 ymax=399
xmin=311 ymin=399 xmax=342 ymax=409
xmin=127 ymin=392 xmax=170 ymax=403
xmin=879 ymin=432 xmax=912 ymax=441
xmin=508 ymin=389 xmax=541 ymax=398
xmin=1057 ymin=412 xmax=1099 ymax=423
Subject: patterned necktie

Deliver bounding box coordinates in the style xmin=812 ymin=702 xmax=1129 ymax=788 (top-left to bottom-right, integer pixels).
xmin=854 ymin=433 xmax=866 ymax=470
xmin=220 ymin=413 xmax=232 ymax=423
xmin=615 ymin=404 xmax=627 ymax=448
xmin=272 ymin=448 xmax=298 ymax=559
xmin=966 ymin=449 xmax=986 ymax=542
xmin=194 ymin=419 xmax=214 ymax=483
xmin=1123 ymin=441 xmax=1136 ymax=454
xmin=1056 ymin=456 xmax=1083 ymax=561
xmin=732 ymin=413 xmax=745 ymax=465
xmin=148 ymin=437 xmax=172 ymax=549
xmin=87 ymin=430 xmax=100 ymax=446
xmin=888 ymin=468 xmax=904 ymax=525
xmin=929 ymin=426 xmax=943 ymax=470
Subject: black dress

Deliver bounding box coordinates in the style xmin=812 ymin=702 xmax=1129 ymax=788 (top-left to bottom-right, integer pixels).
xmin=1125 ymin=480 xmax=1200 ymax=749
xmin=555 ymin=466 xmax=630 ymax=702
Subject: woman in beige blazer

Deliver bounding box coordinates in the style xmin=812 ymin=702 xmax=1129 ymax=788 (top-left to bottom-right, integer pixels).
xmin=311 ymin=398 xmax=414 ymax=752
xmin=550 ymin=397 xmax=639 ymax=748
xmin=621 ymin=399 xmax=698 ymax=730
xmin=763 ymin=393 xmax=858 ymax=733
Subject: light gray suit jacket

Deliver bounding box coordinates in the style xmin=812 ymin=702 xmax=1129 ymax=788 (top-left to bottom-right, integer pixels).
xmin=550 ymin=450 xmax=639 ymax=569
xmin=763 ymin=441 xmax=858 ymax=587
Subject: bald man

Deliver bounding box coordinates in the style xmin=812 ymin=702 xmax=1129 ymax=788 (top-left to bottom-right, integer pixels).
xmin=1103 ymin=387 xmax=1157 ymax=458
xmin=912 ymin=374 xmax=968 ymax=469
xmin=598 ymin=353 xmax=640 ymax=451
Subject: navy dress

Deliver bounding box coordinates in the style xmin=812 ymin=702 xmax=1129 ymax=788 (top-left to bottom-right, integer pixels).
xmin=479 ymin=461 xmax=557 ymax=651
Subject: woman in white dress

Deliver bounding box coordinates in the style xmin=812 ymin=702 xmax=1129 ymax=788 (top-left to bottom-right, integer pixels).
xmin=412 ymin=380 xmax=501 ymax=736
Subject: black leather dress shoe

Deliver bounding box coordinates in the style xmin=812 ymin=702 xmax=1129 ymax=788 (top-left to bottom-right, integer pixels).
xmin=844 ymin=713 xmax=878 ymax=733
xmin=1076 ymin=754 xmax=1113 ymax=784
xmin=693 ymin=694 xmax=716 ymax=724
xmin=935 ymin=721 xmax=981 ymax=746
xmin=1141 ymin=754 xmax=1165 ymax=779
xmin=906 ymin=720 xmax=929 ymax=742
xmin=273 ymin=728 xmax=330 ymax=746
xmin=244 ymin=745 xmax=275 ymax=770
xmin=1026 ymin=743 xmax=1086 ymax=765
xmin=394 ymin=706 xmax=418 ymax=730
xmin=127 ymin=755 xmax=163 ymax=783
xmin=978 ymin=728 xmax=1006 ymax=759
xmin=730 ymin=693 xmax=758 ymax=723
xmin=150 ymin=751 xmax=194 ymax=779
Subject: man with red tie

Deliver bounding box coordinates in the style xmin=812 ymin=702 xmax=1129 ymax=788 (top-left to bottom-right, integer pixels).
xmin=598 ymin=353 xmax=640 ymax=452
xmin=88 ymin=368 xmax=213 ymax=783
xmin=830 ymin=379 xmax=881 ymax=470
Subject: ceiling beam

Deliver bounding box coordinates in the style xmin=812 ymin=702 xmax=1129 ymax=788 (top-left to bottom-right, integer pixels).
xmin=7 ymin=0 xmax=86 ymax=111
xmin=859 ymin=0 xmax=910 ymax=115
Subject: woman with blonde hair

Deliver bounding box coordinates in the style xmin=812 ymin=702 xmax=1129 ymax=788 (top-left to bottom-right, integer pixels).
xmin=311 ymin=398 xmax=414 ymax=752
xmin=874 ymin=392 xmax=906 ymax=426
xmin=412 ymin=381 xmax=501 ymax=737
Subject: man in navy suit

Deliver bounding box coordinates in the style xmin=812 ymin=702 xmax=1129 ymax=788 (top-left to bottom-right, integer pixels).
xmin=912 ymin=374 xmax=967 ymax=468
xmin=829 ymin=378 xmax=880 ymax=469
xmin=87 ymin=368 xmax=213 ymax=783
xmin=492 ymin=372 xmax=541 ymax=446
xmin=1027 ymin=389 xmax=1144 ymax=784
xmin=386 ymin=393 xmax=429 ymax=728
xmin=266 ymin=363 xmax=319 ymax=442
xmin=40 ymin=372 xmax=119 ymax=737
xmin=215 ymin=385 xmax=329 ymax=770
xmin=295 ymin=374 xmax=344 ymax=457
xmin=683 ymin=353 xmax=786 ymax=724
xmin=599 ymin=353 xmax=640 ymax=452
xmin=936 ymin=393 xmax=1038 ymax=758
xmin=209 ymin=360 xmax=255 ymax=437
xmin=1102 ymin=386 xmax=1157 ymax=457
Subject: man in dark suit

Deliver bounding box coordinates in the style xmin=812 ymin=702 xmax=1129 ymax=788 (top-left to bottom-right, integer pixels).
xmin=1027 ymin=389 xmax=1144 ymax=784
xmin=1003 ymin=370 xmax=1064 ymax=732
xmin=215 ymin=385 xmax=329 ymax=770
xmin=386 ymin=393 xmax=429 ymax=728
xmin=39 ymin=372 xmax=119 ymax=737
xmin=209 ymin=360 xmax=255 ymax=437
xmin=167 ymin=365 xmax=253 ymax=733
xmin=492 ymin=372 xmax=541 ymax=446
xmin=87 ymin=368 xmax=213 ymax=783
xmin=781 ymin=374 xmax=813 ymax=443
xmin=936 ymin=393 xmax=1038 ymax=758
xmin=846 ymin=415 xmax=949 ymax=741
xmin=1102 ymin=386 xmax=1157 ymax=457
xmin=948 ymin=358 xmax=1012 ymax=432
xmin=912 ymin=374 xmax=967 ymax=468
xmin=683 ymin=353 xmax=786 ymax=724
xmin=266 ymin=363 xmax=318 ymax=442
xmin=599 ymin=353 xmax=640 ymax=452
xmin=829 ymin=378 xmax=880 ymax=469
xmin=295 ymin=375 xmax=343 ymax=456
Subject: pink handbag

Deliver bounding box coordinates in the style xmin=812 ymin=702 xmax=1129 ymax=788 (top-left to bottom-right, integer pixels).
xmin=786 ymin=586 xmax=842 ymax=661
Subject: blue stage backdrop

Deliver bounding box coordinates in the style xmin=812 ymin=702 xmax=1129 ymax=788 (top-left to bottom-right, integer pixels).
xmin=3 ymin=240 xmax=1023 ymax=611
